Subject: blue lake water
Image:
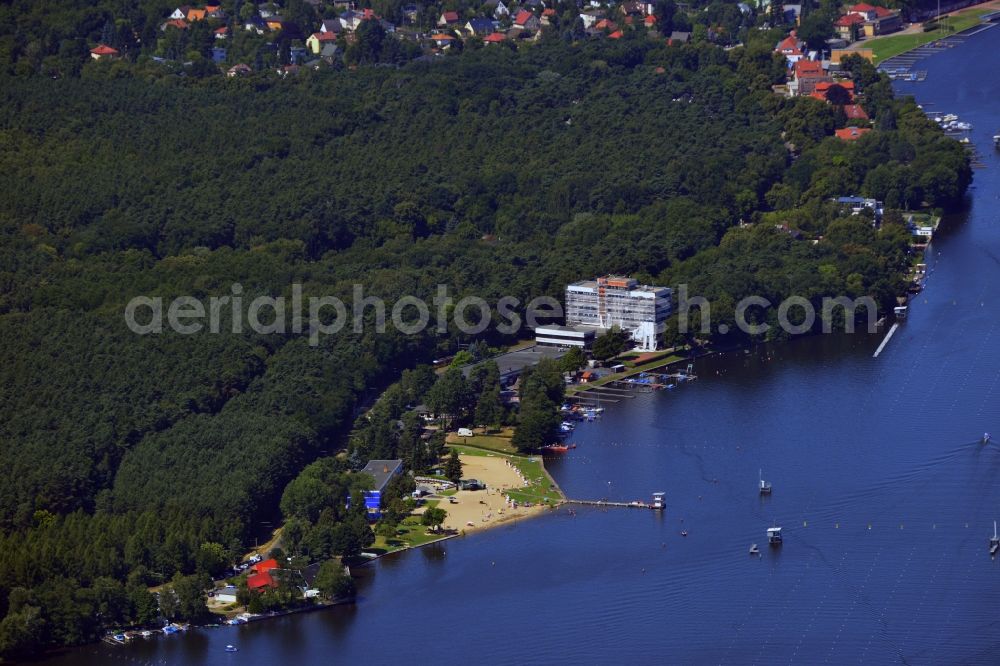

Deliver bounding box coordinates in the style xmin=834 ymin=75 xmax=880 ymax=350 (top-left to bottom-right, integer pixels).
xmin=46 ymin=22 xmax=1000 ymax=666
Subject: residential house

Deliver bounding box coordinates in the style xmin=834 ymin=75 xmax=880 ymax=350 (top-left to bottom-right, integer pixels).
xmin=774 ymin=30 xmax=804 ymax=63
xmin=844 ymin=104 xmax=869 ymax=121
xmin=833 ymin=12 xmax=863 ymax=41
xmin=214 ymin=25 xmax=229 ymax=39
xmin=643 ymin=14 xmax=658 ymax=28
xmin=402 ymin=4 xmax=422 ymax=23
xmin=594 ymin=17 xmax=617 ymax=31
xmin=244 ymin=17 xmax=267 ymax=34
xmin=89 ymin=44 xmax=120 ymax=60
xmin=359 ymin=459 xmax=404 ymax=520
xmin=835 ymin=126 xmax=870 ymax=140
xmin=266 ymin=17 xmax=285 ymax=31
xmin=848 ymin=3 xmax=901 ymax=35
xmin=257 ymin=3 xmax=277 ymax=18
xmin=162 ymin=18 xmax=189 ymax=30
xmin=169 ymin=6 xmax=190 ymax=20
xmin=668 ymin=30 xmax=691 ymax=44
xmin=430 ymin=33 xmax=457 ymax=48
xmin=523 ymin=0 xmax=545 ymax=9
xmin=247 ymin=571 xmax=277 ymax=591
xmin=812 ymin=79 xmax=854 ymax=102
xmin=484 ymin=31 xmax=508 ymax=43
xmin=214 ymin=586 xmax=239 ymax=604
xmin=320 ymin=42 xmax=341 ymax=60
xmin=513 ymin=9 xmax=541 ymax=31
xmin=211 ymin=46 xmax=226 ymax=63
xmin=541 ymin=8 xmax=557 ymax=25
xmin=307 ymin=31 xmax=338 ymax=54
xmin=788 ymin=58 xmax=829 ymax=96
xmin=341 ymin=9 xmax=377 ymax=31
xmin=438 ymin=10 xmax=461 ymax=26
xmin=579 ymin=9 xmax=605 ymax=29
xmin=320 ymin=19 xmax=342 ymax=33
xmin=484 ymin=0 xmax=510 ymax=19
xmin=608 ymin=29 xmax=624 ymax=38
xmin=227 ymin=63 xmax=253 ymax=76
xmin=466 ymin=17 xmax=496 ymax=35
xmin=621 ymin=0 xmax=655 ymax=15
xmin=782 ymin=3 xmax=801 ymax=24
xmin=186 ymin=7 xmax=207 ymax=21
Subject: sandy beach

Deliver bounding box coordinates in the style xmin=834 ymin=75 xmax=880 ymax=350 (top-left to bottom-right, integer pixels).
xmin=423 ymin=453 xmax=554 ymax=534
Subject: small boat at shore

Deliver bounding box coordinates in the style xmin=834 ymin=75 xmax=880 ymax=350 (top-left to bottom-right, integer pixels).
xmin=541 ymin=444 xmax=570 ymax=453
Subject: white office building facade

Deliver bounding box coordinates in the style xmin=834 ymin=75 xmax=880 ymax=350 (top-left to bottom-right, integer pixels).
xmin=564 ymin=276 xmax=672 ymax=351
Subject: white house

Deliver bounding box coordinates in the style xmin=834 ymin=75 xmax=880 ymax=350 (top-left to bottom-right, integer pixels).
xmin=214 ymin=586 xmax=239 ymax=604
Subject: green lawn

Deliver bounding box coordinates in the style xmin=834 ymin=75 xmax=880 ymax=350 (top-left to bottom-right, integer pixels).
xmin=867 ymin=9 xmax=989 ymax=62
xmin=448 ymin=444 xmax=564 ymax=506
xmin=445 ymin=428 xmax=517 ymax=454
xmin=372 ymin=500 xmax=449 ymax=552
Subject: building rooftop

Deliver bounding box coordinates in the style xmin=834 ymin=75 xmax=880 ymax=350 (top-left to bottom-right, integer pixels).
xmin=360 ymin=459 xmax=404 ymax=492
xmin=461 ymin=345 xmax=565 ymax=379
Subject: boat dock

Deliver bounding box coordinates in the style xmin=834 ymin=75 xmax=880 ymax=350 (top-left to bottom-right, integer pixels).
xmin=564 ymin=498 xmax=658 ymax=510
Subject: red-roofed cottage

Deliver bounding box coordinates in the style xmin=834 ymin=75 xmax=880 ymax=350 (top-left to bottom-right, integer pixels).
xmin=835 ymin=127 xmax=871 ymax=141
xmin=89 ymin=44 xmax=120 ymax=60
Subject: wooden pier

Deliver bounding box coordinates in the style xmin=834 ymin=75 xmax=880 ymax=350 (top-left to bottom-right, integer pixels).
xmin=564 ymin=499 xmax=656 ymax=510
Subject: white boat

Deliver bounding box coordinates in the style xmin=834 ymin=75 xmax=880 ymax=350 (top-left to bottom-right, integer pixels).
xmin=943 ymin=113 xmax=958 ymax=122
xmin=652 ymin=492 xmax=666 ymax=510
xmin=767 ymin=526 xmax=782 ymax=546
xmin=991 ymin=521 xmax=999 ymax=556
xmin=749 ymin=543 xmax=760 ymax=555
xmin=225 ymin=644 xmax=239 ymax=653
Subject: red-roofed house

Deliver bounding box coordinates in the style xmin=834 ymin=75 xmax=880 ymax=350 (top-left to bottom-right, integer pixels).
xmin=789 ymin=58 xmax=830 ymax=96
xmin=644 ymin=14 xmax=658 ymax=28
xmin=844 ymin=104 xmax=869 ymax=120
xmin=89 ymin=44 xmax=120 ymax=60
xmin=848 ymin=4 xmax=901 ymax=36
xmin=833 ymin=13 xmax=863 ymax=41
xmin=306 ymin=31 xmax=338 ymax=53
xmin=835 ymin=127 xmax=871 ymax=141
xmin=814 ymin=79 xmax=855 ymax=102
xmin=438 ymin=11 xmax=460 ymax=26
xmin=514 ymin=10 xmax=541 ymax=31
xmin=214 ymin=25 xmax=229 ymax=39
xmin=162 ymin=18 xmax=189 ymax=30
xmin=595 ymin=18 xmax=617 ymax=31
xmin=484 ymin=32 xmax=507 ymax=44
xmin=541 ymin=7 xmax=557 ymax=25
xmin=775 ymin=31 xmax=804 ymax=64
xmin=430 ymin=33 xmax=457 ymax=48
xmin=247 ymin=571 xmax=277 ymax=591
xmin=608 ymin=29 xmax=624 ymax=38
xmin=251 ymin=558 xmax=279 ymax=574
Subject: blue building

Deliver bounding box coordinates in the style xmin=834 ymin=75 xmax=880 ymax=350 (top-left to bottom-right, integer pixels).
xmin=359 ymin=459 xmax=404 ymax=520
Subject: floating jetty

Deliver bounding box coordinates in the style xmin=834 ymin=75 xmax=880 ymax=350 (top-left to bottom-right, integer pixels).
xmin=565 ymin=492 xmax=667 ymax=511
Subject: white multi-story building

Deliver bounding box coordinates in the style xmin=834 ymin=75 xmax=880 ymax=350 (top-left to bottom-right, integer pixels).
xmin=564 ymin=276 xmax=672 ymax=351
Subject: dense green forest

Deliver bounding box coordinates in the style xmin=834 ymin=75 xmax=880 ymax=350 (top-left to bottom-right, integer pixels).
xmin=0 ymin=23 xmax=971 ymax=659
